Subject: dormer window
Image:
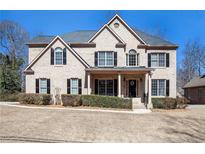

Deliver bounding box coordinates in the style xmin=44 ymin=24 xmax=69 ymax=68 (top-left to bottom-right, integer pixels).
xmin=55 ymin=47 xmax=63 ymax=65
xmin=126 ymin=49 xmax=139 ymax=66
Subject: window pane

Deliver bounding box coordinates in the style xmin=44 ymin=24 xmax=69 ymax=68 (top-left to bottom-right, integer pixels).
xmin=128 ymin=55 xmax=136 ymax=66
xmin=99 ymin=52 xmax=106 ymax=66
xmin=106 ymin=52 xmax=113 ymax=66
xmin=40 ymin=79 xmax=47 ymax=94
xmin=71 ymin=79 xmax=78 ymax=94
xmin=159 ymin=53 xmax=165 ymax=67
xmin=151 ymin=54 xmax=158 ymax=67
xmin=152 ymin=79 xmax=157 ymax=96
xmin=99 ymin=80 xmax=106 ymax=95
xmin=98 ymin=52 xmax=113 ymax=66
xmin=55 ymin=48 xmax=63 ymax=65
xmin=107 ymin=80 xmax=114 ymax=96
xmin=159 ymin=80 xmax=165 ymax=96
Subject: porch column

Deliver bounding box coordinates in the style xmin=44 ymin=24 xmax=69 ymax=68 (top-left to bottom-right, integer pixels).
xmin=144 ymin=74 xmax=148 ymax=103
xmin=87 ymin=72 xmax=91 ymax=95
xmin=118 ymin=74 xmax=121 ymax=97
xmin=148 ymin=73 xmax=152 ymax=108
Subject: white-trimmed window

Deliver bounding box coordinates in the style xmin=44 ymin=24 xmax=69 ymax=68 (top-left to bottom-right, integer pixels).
xmin=98 ymin=80 xmax=114 ymax=96
xmin=126 ymin=49 xmax=139 ymax=66
xmin=39 ymin=79 xmax=47 ymax=94
xmin=152 ymin=79 xmax=166 ymax=96
xmin=71 ymin=79 xmax=79 ymax=94
xmin=151 ymin=53 xmax=166 ymax=67
xmin=55 ymin=47 xmax=63 ymax=65
xmin=98 ymin=51 xmax=114 ymax=67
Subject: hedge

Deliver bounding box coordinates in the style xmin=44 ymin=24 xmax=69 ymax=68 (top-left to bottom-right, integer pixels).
xmin=152 ymin=97 xmax=188 ymax=109
xmin=0 ymin=93 xmax=19 ymax=102
xmin=18 ymin=93 xmax=52 ymax=105
xmin=80 ymin=95 xmax=132 ymax=109
xmin=61 ymin=94 xmax=81 ymax=107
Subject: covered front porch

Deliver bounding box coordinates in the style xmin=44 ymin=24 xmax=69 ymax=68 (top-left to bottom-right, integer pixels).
xmin=85 ymin=67 xmax=153 ymax=108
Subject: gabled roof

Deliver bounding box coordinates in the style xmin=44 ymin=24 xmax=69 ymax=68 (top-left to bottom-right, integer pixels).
xmin=27 ymin=14 xmax=177 ymax=47
xmin=27 ymin=31 xmax=96 ymax=44
xmin=183 ymin=75 xmax=205 ymax=88
xmin=132 ymin=28 xmax=176 ymax=46
xmin=24 ymin=36 xmax=90 ymax=72
xmin=107 ymin=14 xmax=147 ymax=45
xmin=88 ymin=25 xmax=125 ymax=44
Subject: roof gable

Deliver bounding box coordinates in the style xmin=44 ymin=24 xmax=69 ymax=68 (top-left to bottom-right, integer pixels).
xmin=26 ymin=14 xmax=177 ymax=47
xmin=24 ymin=36 xmax=90 ymax=72
xmin=88 ymin=25 xmax=125 ymax=44
xmin=107 ymin=14 xmax=146 ymax=45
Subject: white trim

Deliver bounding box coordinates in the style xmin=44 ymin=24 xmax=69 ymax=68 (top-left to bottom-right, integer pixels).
xmin=150 ymin=53 xmax=166 ymax=68
xmin=39 ymin=78 xmax=47 ymax=94
xmin=24 ymin=36 xmax=90 ymax=71
xmin=54 ymin=47 xmax=63 ymax=65
xmin=88 ymin=24 xmax=125 ymax=44
xmin=70 ymin=78 xmax=79 ymax=95
xmin=107 ymin=14 xmax=147 ymax=45
xmin=151 ymin=79 xmax=166 ymax=96
xmin=97 ymin=51 xmax=114 ymax=67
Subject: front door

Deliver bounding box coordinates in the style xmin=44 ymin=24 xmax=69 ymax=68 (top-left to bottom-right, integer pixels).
xmin=129 ymin=80 xmax=136 ymax=97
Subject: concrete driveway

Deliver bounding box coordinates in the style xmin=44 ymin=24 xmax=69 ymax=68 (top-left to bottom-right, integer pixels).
xmin=0 ymin=104 xmax=205 ymax=143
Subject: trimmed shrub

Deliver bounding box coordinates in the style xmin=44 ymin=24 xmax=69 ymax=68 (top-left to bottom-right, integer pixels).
xmin=176 ymin=97 xmax=189 ymax=109
xmin=61 ymin=94 xmax=81 ymax=107
xmin=80 ymin=95 xmax=132 ymax=109
xmin=152 ymin=98 xmax=164 ymax=109
xmin=152 ymin=97 xmax=188 ymax=109
xmin=0 ymin=93 xmax=19 ymax=102
xmin=18 ymin=93 xmax=52 ymax=105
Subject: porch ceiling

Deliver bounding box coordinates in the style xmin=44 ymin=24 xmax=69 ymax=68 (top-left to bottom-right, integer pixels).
xmin=85 ymin=67 xmax=154 ymax=74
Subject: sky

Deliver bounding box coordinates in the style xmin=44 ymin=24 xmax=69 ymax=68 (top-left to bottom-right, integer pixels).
xmin=1 ymin=10 xmax=205 ymax=66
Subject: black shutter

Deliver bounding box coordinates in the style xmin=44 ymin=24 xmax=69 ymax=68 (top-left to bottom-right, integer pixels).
xmin=63 ymin=48 xmax=67 ymax=65
xmin=67 ymin=79 xmax=70 ymax=94
xmin=166 ymin=53 xmax=170 ymax=67
xmin=114 ymin=79 xmax=118 ymax=96
xmin=148 ymin=53 xmax=151 ymax=67
xmin=94 ymin=52 xmax=98 ymax=67
xmin=114 ymin=52 xmax=117 ymax=66
xmin=36 ymin=79 xmax=39 ymax=93
xmin=51 ymin=48 xmax=54 ymax=65
xmin=47 ymin=79 xmax=50 ymax=94
xmin=95 ymin=79 xmax=98 ymax=94
xmin=78 ymin=79 xmax=82 ymax=94
xmin=166 ymin=80 xmax=170 ymax=96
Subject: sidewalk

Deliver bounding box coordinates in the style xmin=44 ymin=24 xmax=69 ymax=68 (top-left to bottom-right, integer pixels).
xmin=0 ymin=101 xmax=152 ymax=114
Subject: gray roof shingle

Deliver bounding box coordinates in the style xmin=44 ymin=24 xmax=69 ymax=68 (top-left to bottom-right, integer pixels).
xmin=27 ymin=28 xmax=176 ymax=46
xmin=183 ymin=75 xmax=205 ymax=88
xmin=132 ymin=28 xmax=176 ymax=46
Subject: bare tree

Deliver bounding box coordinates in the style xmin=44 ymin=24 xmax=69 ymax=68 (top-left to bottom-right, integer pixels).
xmin=0 ymin=20 xmax=29 ymax=68
xmin=177 ymin=40 xmax=205 ymax=94
xmin=0 ymin=20 xmax=29 ymax=93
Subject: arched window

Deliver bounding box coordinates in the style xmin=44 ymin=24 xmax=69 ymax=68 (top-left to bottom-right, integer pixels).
xmin=55 ymin=47 xmax=63 ymax=65
xmin=126 ymin=49 xmax=139 ymax=66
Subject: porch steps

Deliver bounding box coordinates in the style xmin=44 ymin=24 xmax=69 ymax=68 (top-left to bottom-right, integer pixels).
xmin=132 ymin=98 xmax=146 ymax=110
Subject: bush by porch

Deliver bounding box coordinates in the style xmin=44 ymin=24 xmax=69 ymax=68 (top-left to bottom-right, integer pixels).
xmin=152 ymin=97 xmax=189 ymax=109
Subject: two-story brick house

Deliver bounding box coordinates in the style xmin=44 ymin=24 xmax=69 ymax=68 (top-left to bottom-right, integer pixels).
xmin=24 ymin=14 xmax=178 ymax=108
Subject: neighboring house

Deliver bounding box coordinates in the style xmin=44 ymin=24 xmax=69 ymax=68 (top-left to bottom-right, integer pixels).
xmin=24 ymin=14 xmax=178 ymax=108
xmin=183 ymin=75 xmax=205 ymax=104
